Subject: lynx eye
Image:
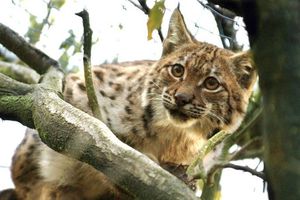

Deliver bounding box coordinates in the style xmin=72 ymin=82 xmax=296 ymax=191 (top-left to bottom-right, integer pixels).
xmin=170 ymin=64 xmax=185 ymax=78
xmin=203 ymin=77 xmax=220 ymax=91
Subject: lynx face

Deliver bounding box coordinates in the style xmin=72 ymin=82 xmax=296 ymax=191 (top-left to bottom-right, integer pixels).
xmin=145 ymin=9 xmax=256 ymax=135
xmin=158 ymin=46 xmax=255 ymax=133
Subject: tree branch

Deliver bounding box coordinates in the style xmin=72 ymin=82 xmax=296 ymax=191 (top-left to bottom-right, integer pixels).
xmin=0 ymin=23 xmax=59 ymax=74
xmin=0 ymin=22 xmax=197 ymax=199
xmin=0 ymin=61 xmax=40 ymax=84
xmin=0 ymin=73 xmax=34 ymax=127
xmin=207 ymin=0 xmax=258 ymax=46
xmin=230 ymin=137 xmax=263 ymax=161
xmin=187 ymin=130 xmax=229 ymax=179
xmin=0 ymin=73 xmax=33 ymax=96
xmin=76 ymin=10 xmax=102 ymax=120
xmin=221 ymin=163 xmax=266 ymax=181
xmin=32 ymin=90 xmax=197 ymax=200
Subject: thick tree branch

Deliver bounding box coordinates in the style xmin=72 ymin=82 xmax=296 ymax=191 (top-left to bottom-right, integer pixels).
xmin=0 ymin=73 xmax=33 ymax=96
xmin=0 ymin=22 xmax=197 ymax=199
xmin=0 ymin=61 xmax=40 ymax=84
xmin=31 ymin=90 xmax=197 ymax=200
xmin=0 ymin=73 xmax=196 ymax=198
xmin=0 ymin=23 xmax=59 ymax=74
xmin=0 ymin=73 xmax=34 ymax=127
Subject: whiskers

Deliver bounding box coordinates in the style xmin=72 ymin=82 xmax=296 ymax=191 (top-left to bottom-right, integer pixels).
xmin=146 ymin=94 xmax=162 ymax=103
xmin=146 ymin=80 xmax=165 ymax=103
xmin=206 ymin=107 xmax=227 ymax=125
xmin=149 ymin=80 xmax=164 ymax=92
xmin=183 ymin=106 xmax=206 ymax=118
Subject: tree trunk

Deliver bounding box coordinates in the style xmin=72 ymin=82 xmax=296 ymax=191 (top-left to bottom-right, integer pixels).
xmin=254 ymin=1 xmax=300 ymax=200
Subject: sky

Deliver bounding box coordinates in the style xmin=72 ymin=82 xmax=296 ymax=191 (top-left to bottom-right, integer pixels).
xmin=0 ymin=0 xmax=266 ymax=199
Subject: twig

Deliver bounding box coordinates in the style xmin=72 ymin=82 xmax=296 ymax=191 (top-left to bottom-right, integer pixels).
xmin=230 ymin=137 xmax=263 ymax=160
xmin=221 ymin=163 xmax=266 ymax=180
xmin=137 ymin=0 xmax=150 ymax=14
xmin=76 ymin=10 xmax=102 ymax=120
xmin=222 ymin=98 xmax=263 ymax=153
xmin=194 ymin=23 xmax=238 ymax=43
xmin=127 ymin=0 xmax=144 ymax=13
xmin=197 ymin=0 xmax=241 ymax=26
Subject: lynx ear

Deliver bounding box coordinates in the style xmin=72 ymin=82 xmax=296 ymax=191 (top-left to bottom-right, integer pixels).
xmin=162 ymin=8 xmax=195 ymax=56
xmin=231 ymin=51 xmax=257 ymax=89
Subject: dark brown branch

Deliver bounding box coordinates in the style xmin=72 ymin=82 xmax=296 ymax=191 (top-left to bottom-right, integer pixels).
xmin=0 ymin=23 xmax=59 ymax=74
xmin=127 ymin=0 xmax=145 ymax=14
xmin=76 ymin=10 xmax=92 ymax=58
xmin=137 ymin=0 xmax=150 ymax=14
xmin=76 ymin=10 xmax=102 ymax=120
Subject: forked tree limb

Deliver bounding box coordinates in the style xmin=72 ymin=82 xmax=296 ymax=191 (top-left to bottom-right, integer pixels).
xmin=0 ymin=21 xmax=197 ymax=199
xmin=0 ymin=71 xmax=197 ymax=200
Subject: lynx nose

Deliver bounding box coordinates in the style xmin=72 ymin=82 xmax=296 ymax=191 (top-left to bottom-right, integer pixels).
xmin=174 ymin=93 xmax=193 ymax=107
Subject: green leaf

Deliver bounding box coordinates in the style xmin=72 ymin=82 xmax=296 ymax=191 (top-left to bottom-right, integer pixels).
xmin=25 ymin=14 xmax=43 ymax=44
xmin=58 ymin=51 xmax=69 ymax=70
xmin=59 ymin=30 xmax=76 ymax=50
xmin=147 ymin=0 xmax=165 ymax=40
xmin=51 ymin=0 xmax=66 ymax=9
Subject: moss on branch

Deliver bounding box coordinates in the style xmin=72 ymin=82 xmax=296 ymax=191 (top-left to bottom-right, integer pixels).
xmin=0 ymin=61 xmax=40 ymax=84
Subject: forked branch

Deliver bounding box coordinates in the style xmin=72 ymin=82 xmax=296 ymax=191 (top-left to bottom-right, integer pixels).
xmin=0 ymin=21 xmax=196 ymax=200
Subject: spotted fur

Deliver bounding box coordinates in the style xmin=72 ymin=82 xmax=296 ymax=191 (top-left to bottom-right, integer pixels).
xmin=9 ymin=8 xmax=256 ymax=199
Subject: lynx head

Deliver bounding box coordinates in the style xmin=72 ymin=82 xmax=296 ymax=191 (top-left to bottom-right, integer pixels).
xmin=145 ymin=8 xmax=257 ymax=137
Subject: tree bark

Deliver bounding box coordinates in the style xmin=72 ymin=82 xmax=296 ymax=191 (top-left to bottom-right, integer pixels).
xmin=0 ymin=61 xmax=40 ymax=84
xmin=0 ymin=23 xmax=59 ymax=74
xmin=254 ymin=1 xmax=300 ymax=200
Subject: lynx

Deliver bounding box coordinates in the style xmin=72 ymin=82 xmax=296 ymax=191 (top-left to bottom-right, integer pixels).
xmin=5 ymin=8 xmax=256 ymax=200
